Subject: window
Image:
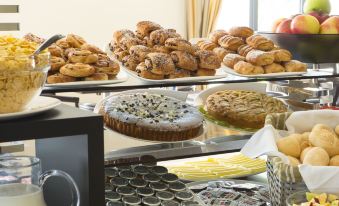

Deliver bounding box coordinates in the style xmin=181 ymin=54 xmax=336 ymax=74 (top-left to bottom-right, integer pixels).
xmin=215 ymin=0 xmax=250 ymax=30
xmin=331 ymin=0 xmax=339 ymax=15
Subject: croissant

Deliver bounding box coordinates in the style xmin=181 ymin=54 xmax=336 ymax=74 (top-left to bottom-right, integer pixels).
xmin=246 ymin=34 xmax=274 ymax=51
xmin=218 ymin=35 xmax=244 ymax=51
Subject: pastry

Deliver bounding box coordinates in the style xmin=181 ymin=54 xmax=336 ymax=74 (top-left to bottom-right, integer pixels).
xmin=60 ymin=63 xmax=95 ymax=78
xmin=195 ymin=68 xmax=216 ymax=76
xmin=142 ymin=36 xmax=153 ymax=47
xmin=23 ymin=33 xmax=45 ymax=44
xmin=68 ymin=49 xmax=98 ymax=64
xmin=152 ymin=45 xmax=172 ymax=54
xmin=205 ymin=90 xmax=287 ymax=128
xmin=122 ymin=55 xmax=140 ymax=71
xmin=213 ymin=47 xmax=234 ymax=61
xmin=56 ymin=38 xmax=70 ymax=50
xmin=145 ymin=53 xmax=175 ymax=75
xmin=195 ymin=50 xmax=221 ymax=70
xmin=222 ymin=53 xmax=245 ymax=68
xmin=228 ymin=26 xmax=254 ymax=38
xmin=150 ymin=29 xmax=181 ymax=45
xmin=99 ymin=92 xmax=204 ymax=141
xmin=170 ymin=51 xmax=198 ymax=71
xmin=129 ymin=45 xmax=152 ymax=62
xmin=303 ymin=147 xmax=330 ymax=166
xmin=246 ymin=34 xmax=274 ymax=51
xmin=168 ymin=69 xmax=191 ymax=79
xmin=237 ymin=44 xmax=254 ymax=57
xmin=64 ymin=48 xmax=76 ymax=58
xmin=47 ymin=73 xmax=77 ymax=84
xmin=66 ymin=34 xmax=86 ymax=48
xmin=136 ymin=21 xmax=162 ymax=38
xmin=165 ymin=38 xmax=195 ymax=54
xmin=264 ymin=63 xmax=285 ymax=74
xmin=80 ymin=43 xmax=105 ymax=54
xmin=113 ymin=29 xmax=136 ymax=44
xmin=113 ymin=48 xmax=129 ymax=62
xmin=277 ymin=135 xmax=301 ymax=158
xmin=136 ymin=62 xmax=164 ymax=80
xmin=218 ymin=35 xmax=244 ymax=51
xmin=196 ymin=39 xmax=218 ymax=51
xmin=336 ymin=125 xmax=339 ymax=135
xmin=329 ymin=155 xmax=339 ymax=166
xmin=234 ymin=61 xmax=264 ymax=75
xmin=309 ymin=124 xmax=339 ymax=157
xmin=119 ymin=37 xmax=143 ymax=51
xmin=109 ymin=40 xmax=119 ymax=52
xmin=84 ymin=73 xmax=109 ymax=81
xmin=208 ymin=30 xmax=228 ymax=44
xmin=246 ymin=50 xmax=275 ymax=66
xmin=269 ymin=49 xmax=292 ymax=62
xmin=283 ymin=60 xmax=307 ymax=72
xmin=94 ymin=54 xmax=120 ymax=76
xmin=48 ymin=44 xmax=64 ymax=58
xmin=50 ymin=56 xmax=66 ymax=71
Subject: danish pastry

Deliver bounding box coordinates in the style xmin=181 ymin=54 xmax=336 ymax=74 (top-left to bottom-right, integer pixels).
xmin=122 ymin=55 xmax=140 ymax=71
xmin=84 ymin=73 xmax=109 ymax=81
xmin=142 ymin=36 xmax=153 ymax=47
xmin=168 ymin=69 xmax=191 ymax=79
xmin=218 ymin=35 xmax=244 ymax=51
xmin=109 ymin=40 xmax=119 ymax=52
xmin=208 ymin=30 xmax=228 ymax=44
xmin=66 ymin=34 xmax=86 ymax=48
xmin=64 ymin=48 xmax=76 ymax=58
xmin=196 ymin=68 xmax=216 ymax=76
xmin=23 ymin=33 xmax=45 ymax=44
xmin=60 ymin=63 xmax=95 ymax=78
xmin=264 ymin=63 xmax=285 ymax=74
xmin=81 ymin=43 xmax=105 ymax=54
xmin=68 ymin=49 xmax=98 ymax=64
xmin=150 ymin=29 xmax=181 ymax=45
xmin=246 ymin=50 xmax=275 ymax=66
xmin=237 ymin=44 xmax=254 ymax=57
xmin=47 ymin=73 xmax=77 ymax=84
xmin=283 ymin=60 xmax=307 ymax=72
xmin=234 ymin=61 xmax=264 ymax=75
xmin=129 ymin=45 xmax=152 ymax=62
xmin=113 ymin=48 xmax=129 ymax=62
xmin=136 ymin=62 xmax=164 ymax=80
xmin=119 ymin=37 xmax=143 ymax=51
xmin=48 ymin=44 xmax=64 ymax=58
xmin=50 ymin=56 xmax=66 ymax=71
xmin=269 ymin=49 xmax=292 ymax=62
xmin=246 ymin=34 xmax=274 ymax=51
xmin=145 ymin=53 xmax=175 ymax=75
xmin=136 ymin=21 xmax=162 ymax=38
xmin=196 ymin=39 xmax=218 ymax=51
xmin=170 ymin=51 xmax=198 ymax=71
xmin=195 ymin=50 xmax=221 ymax=70
xmin=165 ymin=38 xmax=195 ymax=54
xmin=152 ymin=45 xmax=172 ymax=54
xmin=94 ymin=54 xmax=120 ymax=76
xmin=228 ymin=26 xmax=254 ymax=38
xmin=113 ymin=29 xmax=136 ymax=44
xmin=56 ymin=38 xmax=70 ymax=50
xmin=223 ymin=53 xmax=245 ymax=68
xmin=213 ymin=47 xmax=234 ymax=62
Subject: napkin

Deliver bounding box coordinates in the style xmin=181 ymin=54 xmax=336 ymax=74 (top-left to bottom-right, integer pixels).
xmin=241 ymin=110 xmax=339 ymax=195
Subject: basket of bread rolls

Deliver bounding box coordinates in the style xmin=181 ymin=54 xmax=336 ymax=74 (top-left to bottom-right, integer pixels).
xmin=241 ymin=110 xmax=339 ymax=206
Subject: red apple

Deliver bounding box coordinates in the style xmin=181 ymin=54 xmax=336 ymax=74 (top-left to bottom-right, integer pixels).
xmin=320 ymin=16 xmax=339 ymax=34
xmin=291 ymin=14 xmax=320 ymax=34
xmin=308 ymin=11 xmax=329 ymax=24
xmin=272 ymin=18 xmax=287 ymax=32
xmin=276 ymin=19 xmax=292 ymax=33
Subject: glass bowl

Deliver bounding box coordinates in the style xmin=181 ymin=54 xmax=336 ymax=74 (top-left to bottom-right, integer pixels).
xmin=286 ymin=191 xmax=308 ymax=206
xmin=0 ymin=53 xmax=50 ymax=114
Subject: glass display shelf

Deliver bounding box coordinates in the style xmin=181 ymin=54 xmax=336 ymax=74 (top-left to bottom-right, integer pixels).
xmin=42 ymin=68 xmax=339 ymax=94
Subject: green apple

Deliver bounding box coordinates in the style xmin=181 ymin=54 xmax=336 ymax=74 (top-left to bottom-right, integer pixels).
xmin=304 ymin=0 xmax=331 ymax=14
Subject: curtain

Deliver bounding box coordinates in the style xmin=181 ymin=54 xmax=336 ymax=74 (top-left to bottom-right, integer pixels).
xmin=186 ymin=0 xmax=223 ymax=39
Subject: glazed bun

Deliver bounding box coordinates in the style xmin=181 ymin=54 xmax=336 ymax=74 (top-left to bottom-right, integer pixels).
xmin=329 ymin=155 xmax=339 ymax=166
xmin=300 ymin=147 xmax=313 ymax=163
xmin=309 ymin=124 xmax=339 ymax=157
xmin=288 ymin=156 xmax=301 ymax=166
xmin=277 ymin=135 xmax=301 ymax=158
xmin=303 ymin=147 xmax=330 ymax=166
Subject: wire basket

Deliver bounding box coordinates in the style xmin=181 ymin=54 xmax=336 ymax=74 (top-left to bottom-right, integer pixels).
xmin=265 ymin=112 xmax=308 ymax=206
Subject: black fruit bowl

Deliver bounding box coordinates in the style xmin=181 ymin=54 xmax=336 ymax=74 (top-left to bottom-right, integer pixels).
xmin=259 ymin=32 xmax=339 ymax=64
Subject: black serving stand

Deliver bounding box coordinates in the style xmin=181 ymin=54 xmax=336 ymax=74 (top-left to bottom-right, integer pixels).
xmin=0 ymin=104 xmax=104 ymax=206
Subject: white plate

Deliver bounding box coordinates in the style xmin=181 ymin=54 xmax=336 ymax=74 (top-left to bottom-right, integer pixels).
xmin=0 ymin=96 xmax=61 ymax=121
xmin=45 ymin=71 xmax=128 ymax=88
xmin=222 ymin=65 xmax=307 ymax=78
xmin=94 ymin=89 xmax=206 ymax=143
xmin=105 ymin=44 xmax=228 ymax=83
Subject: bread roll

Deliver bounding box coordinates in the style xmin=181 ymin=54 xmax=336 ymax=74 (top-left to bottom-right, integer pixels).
xmin=288 ymin=156 xmax=301 ymax=166
xmin=309 ymin=124 xmax=339 ymax=157
xmin=296 ymin=133 xmax=311 ymax=151
xmin=335 ymin=125 xmax=339 ymax=136
xmin=277 ymin=135 xmax=301 ymax=158
xmin=303 ymin=147 xmax=330 ymax=166
xmin=329 ymin=155 xmax=339 ymax=166
xmin=300 ymin=147 xmax=313 ymax=163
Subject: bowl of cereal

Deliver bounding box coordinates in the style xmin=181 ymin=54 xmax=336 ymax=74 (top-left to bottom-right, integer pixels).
xmin=0 ymin=36 xmax=50 ymax=114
